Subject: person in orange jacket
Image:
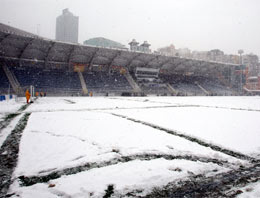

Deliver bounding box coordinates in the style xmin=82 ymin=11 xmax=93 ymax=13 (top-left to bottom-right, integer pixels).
xmin=25 ymin=90 xmax=31 ymax=104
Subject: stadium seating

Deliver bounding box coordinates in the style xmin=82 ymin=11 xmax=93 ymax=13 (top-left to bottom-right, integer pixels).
xmin=0 ymin=66 xmax=11 ymax=94
xmin=139 ymin=82 xmax=170 ymax=95
xmin=8 ymin=66 xmax=82 ymax=95
xmin=1 ymin=63 xmax=236 ymax=96
xmin=83 ymin=71 xmax=132 ymax=93
xmin=199 ymin=79 xmax=234 ymax=96
xmin=160 ymin=74 xmax=234 ymax=96
xmin=0 ymin=66 xmax=10 ymax=88
xmin=171 ymin=82 xmax=206 ymax=96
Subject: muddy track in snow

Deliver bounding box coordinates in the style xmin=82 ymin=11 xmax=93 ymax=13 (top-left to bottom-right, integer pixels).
xmin=17 ymin=153 xmax=230 ymax=187
xmin=2 ymin=101 xmax=259 ymax=197
xmin=63 ymin=99 xmax=76 ymax=104
xmin=0 ymin=113 xmax=20 ymax=131
xmin=0 ymin=104 xmax=30 ymax=135
xmin=109 ymin=113 xmax=260 ymax=197
xmin=21 ymin=101 xmax=260 ymax=114
xmin=0 ymin=113 xmax=31 ymax=197
xmin=111 ymin=113 xmax=257 ymax=162
xmin=138 ymin=162 xmax=260 ymax=198
xmin=109 ymin=97 xmax=260 ymax=112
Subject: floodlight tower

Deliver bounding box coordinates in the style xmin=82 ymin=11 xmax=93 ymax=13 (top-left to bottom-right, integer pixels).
xmin=238 ymin=49 xmax=244 ymax=93
xmin=238 ymin=49 xmax=244 ymax=64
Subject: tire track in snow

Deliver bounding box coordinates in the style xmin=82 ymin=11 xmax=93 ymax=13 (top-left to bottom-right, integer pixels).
xmin=110 ymin=113 xmax=256 ymax=162
xmin=17 ymin=153 xmax=230 ymax=187
xmin=30 ymin=130 xmax=87 ymax=143
xmin=22 ymin=103 xmax=260 ymax=114
xmin=29 ymin=130 xmax=105 ymax=151
xmin=0 ymin=103 xmax=31 ymax=135
xmin=108 ymin=97 xmax=260 ymax=112
xmin=139 ymin=162 xmax=260 ymax=198
xmin=193 ymin=104 xmax=260 ymax=113
xmin=0 ymin=114 xmax=24 ymax=148
xmin=0 ymin=113 xmax=31 ymax=198
xmin=108 ymin=97 xmax=173 ymax=105
xmin=0 ymin=113 xmax=20 ymax=134
xmin=22 ymin=104 xmax=199 ymax=114
xmin=63 ymin=99 xmax=76 ymax=104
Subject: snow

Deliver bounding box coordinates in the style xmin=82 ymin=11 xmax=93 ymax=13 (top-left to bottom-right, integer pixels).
xmin=0 ymin=96 xmax=259 ymax=197
xmin=14 ymin=111 xmax=239 ymax=177
xmin=0 ymin=97 xmax=24 ymax=119
xmin=0 ymin=113 xmax=23 ymax=148
xmin=13 ymin=159 xmax=229 ymax=198
xmin=141 ymin=96 xmax=260 ymax=111
xmin=237 ymin=182 xmax=260 ymax=198
xmin=108 ymin=106 xmax=260 ymax=157
xmin=24 ymin=97 xmax=164 ymax=113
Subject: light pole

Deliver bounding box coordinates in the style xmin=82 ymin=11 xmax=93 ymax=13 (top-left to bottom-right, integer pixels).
xmin=36 ymin=24 xmax=40 ymax=36
xmin=238 ymin=49 xmax=244 ymax=93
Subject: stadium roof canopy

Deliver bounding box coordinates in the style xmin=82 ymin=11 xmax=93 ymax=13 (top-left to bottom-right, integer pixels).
xmin=0 ymin=23 xmax=239 ymax=76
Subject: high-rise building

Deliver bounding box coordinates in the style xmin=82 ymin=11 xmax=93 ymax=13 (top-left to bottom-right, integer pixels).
xmin=56 ymin=8 xmax=79 ymax=43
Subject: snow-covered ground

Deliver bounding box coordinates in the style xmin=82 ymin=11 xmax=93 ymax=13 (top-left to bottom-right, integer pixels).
xmin=0 ymin=97 xmax=24 ymax=121
xmin=1 ymin=96 xmax=259 ymax=197
xmin=237 ymin=182 xmax=260 ymax=198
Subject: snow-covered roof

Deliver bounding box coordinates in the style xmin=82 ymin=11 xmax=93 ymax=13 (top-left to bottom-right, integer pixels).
xmin=0 ymin=23 xmax=239 ymax=76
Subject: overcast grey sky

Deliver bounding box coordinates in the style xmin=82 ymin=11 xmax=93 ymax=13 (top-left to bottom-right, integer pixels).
xmin=1 ymin=0 xmax=260 ymax=56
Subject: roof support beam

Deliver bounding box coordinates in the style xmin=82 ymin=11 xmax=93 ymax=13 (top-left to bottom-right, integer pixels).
xmin=0 ymin=34 xmax=11 ymax=56
xmin=67 ymin=45 xmax=76 ymax=63
xmin=166 ymin=59 xmax=188 ymax=73
xmin=143 ymin=55 xmax=159 ymax=67
xmin=67 ymin=45 xmax=76 ymax=71
xmin=107 ymin=51 xmax=122 ymax=74
xmin=173 ymin=59 xmax=190 ymax=70
xmin=0 ymin=33 xmax=11 ymax=44
xmin=159 ymin=57 xmax=173 ymax=68
xmin=18 ymin=38 xmax=35 ymax=59
xmin=125 ymin=53 xmax=142 ymax=68
xmin=1 ymin=55 xmax=69 ymax=65
xmin=108 ymin=51 xmax=121 ymax=67
xmin=44 ymin=41 xmax=55 ymax=67
xmin=88 ymin=48 xmax=99 ymax=69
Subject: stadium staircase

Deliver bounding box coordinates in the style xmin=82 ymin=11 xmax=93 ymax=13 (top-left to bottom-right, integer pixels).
xmin=195 ymin=83 xmax=210 ymax=95
xmin=124 ymin=70 xmax=142 ymax=93
xmin=1 ymin=65 xmax=23 ymax=95
xmin=77 ymin=71 xmax=88 ymax=95
xmin=166 ymin=83 xmax=177 ymax=95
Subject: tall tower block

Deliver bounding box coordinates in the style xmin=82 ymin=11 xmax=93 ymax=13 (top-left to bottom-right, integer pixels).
xmin=56 ymin=8 xmax=79 ymax=43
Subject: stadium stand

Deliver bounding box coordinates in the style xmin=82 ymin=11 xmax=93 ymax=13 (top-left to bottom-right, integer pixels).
xmin=83 ymin=71 xmax=132 ymax=94
xmin=0 ymin=23 xmax=243 ymax=96
xmin=139 ymin=82 xmax=170 ymax=95
xmin=0 ymin=66 xmax=10 ymax=93
xmin=9 ymin=66 xmax=82 ymax=96
xmin=172 ymin=82 xmax=206 ymax=96
xmin=199 ymin=79 xmax=234 ymax=96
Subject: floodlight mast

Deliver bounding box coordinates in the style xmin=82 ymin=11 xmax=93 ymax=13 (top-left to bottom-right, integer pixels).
xmin=238 ymin=49 xmax=244 ymax=93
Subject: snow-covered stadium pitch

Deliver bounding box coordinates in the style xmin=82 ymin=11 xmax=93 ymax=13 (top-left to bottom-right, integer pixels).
xmin=0 ymin=96 xmax=260 ymax=197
